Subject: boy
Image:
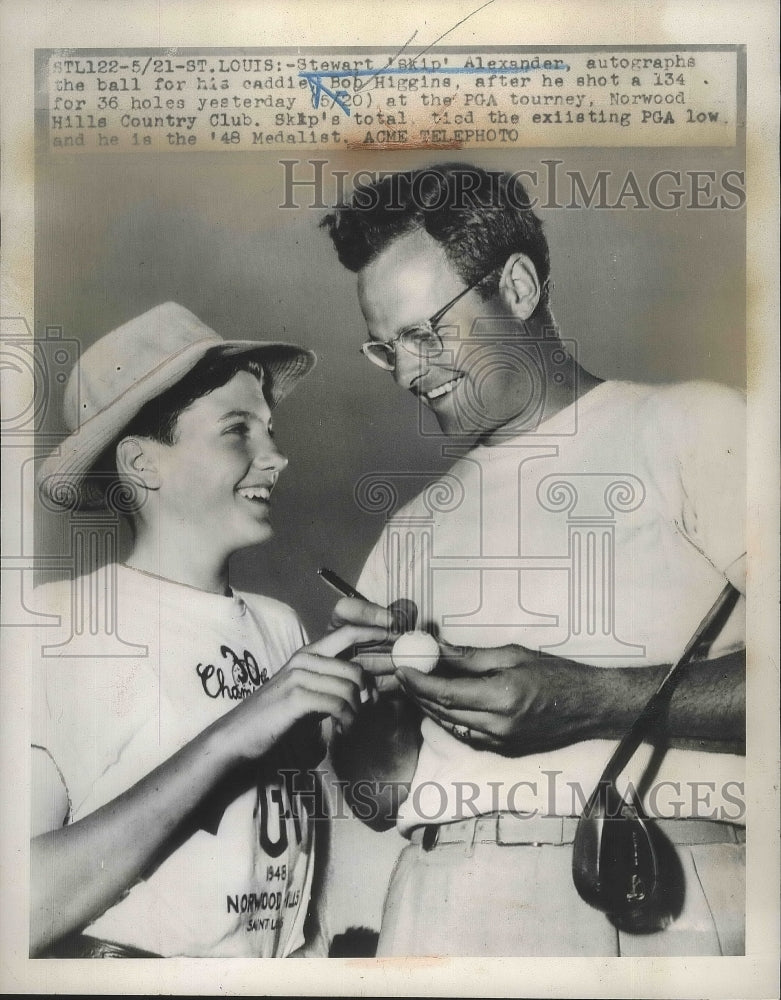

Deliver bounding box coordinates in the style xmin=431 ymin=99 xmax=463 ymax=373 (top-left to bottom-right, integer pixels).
xmin=29 ymin=302 xmax=384 ymax=958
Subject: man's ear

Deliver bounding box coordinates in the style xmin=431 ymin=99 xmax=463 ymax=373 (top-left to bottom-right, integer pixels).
xmin=115 ymin=436 xmax=161 ymax=491
xmin=498 ymin=253 xmax=541 ymax=321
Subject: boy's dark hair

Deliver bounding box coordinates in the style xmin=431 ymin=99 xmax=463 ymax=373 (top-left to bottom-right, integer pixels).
xmin=122 ymin=348 xmax=265 ymax=445
xmin=320 ymin=162 xmax=551 ymax=316
xmin=86 ymin=348 xmax=265 ymax=509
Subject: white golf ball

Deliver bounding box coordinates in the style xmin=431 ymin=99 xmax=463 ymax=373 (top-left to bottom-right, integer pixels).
xmin=391 ymin=631 xmax=440 ymax=673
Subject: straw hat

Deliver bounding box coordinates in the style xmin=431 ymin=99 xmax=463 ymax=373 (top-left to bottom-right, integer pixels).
xmin=37 ymin=301 xmax=316 ymax=508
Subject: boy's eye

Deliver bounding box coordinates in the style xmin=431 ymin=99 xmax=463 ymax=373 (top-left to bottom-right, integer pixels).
xmin=224 ymin=422 xmax=250 ymax=437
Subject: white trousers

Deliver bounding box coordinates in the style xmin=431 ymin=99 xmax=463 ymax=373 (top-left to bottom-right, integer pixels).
xmin=377 ymin=818 xmax=745 ymax=957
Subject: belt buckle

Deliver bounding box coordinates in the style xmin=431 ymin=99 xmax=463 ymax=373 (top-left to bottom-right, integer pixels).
xmin=421 ymin=825 xmax=439 ymax=852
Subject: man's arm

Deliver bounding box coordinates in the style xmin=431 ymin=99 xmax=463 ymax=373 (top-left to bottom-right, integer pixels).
xmin=330 ymin=645 xmax=746 ymax=830
xmin=327 ymin=589 xmax=745 ymax=831
xmin=396 ymin=644 xmax=745 ymax=756
xmin=30 ymin=624 xmax=383 ymax=956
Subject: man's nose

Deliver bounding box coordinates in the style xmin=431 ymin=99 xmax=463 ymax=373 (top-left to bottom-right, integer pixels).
xmin=392 ymin=347 xmax=428 ymax=391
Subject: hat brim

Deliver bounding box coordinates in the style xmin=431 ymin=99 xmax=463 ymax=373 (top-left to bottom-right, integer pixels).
xmin=37 ymin=338 xmax=316 ymax=509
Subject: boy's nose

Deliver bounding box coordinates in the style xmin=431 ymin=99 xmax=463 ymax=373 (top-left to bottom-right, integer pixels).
xmin=255 ymin=441 xmax=288 ymax=474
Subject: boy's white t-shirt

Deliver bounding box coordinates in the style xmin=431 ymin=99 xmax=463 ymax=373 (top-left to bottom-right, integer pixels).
xmin=30 ymin=564 xmax=325 ymax=957
xmin=356 ymin=381 xmax=747 ymax=830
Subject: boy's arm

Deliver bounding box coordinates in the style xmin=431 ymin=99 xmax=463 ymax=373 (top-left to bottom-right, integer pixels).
xmin=30 ymin=624 xmax=383 ymax=956
xmin=31 ymin=715 xmax=243 ymax=956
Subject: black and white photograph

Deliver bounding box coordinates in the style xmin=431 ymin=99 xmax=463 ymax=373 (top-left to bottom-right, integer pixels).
xmin=1 ymin=2 xmax=778 ymax=996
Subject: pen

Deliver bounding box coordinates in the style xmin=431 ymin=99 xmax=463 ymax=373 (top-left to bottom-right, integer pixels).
xmin=318 ymin=566 xmax=419 ymax=635
xmin=317 ymin=566 xmax=368 ymax=602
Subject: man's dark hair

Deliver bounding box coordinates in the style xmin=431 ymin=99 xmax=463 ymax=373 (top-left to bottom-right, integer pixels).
xmin=321 ymin=163 xmax=551 ymax=315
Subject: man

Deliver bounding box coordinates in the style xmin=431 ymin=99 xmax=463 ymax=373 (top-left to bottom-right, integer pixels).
xmin=27 ymin=302 xmax=385 ymax=958
xmin=321 ymin=164 xmax=746 ymax=956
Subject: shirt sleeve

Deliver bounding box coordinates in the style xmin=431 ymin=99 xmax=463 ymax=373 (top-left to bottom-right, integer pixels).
xmin=668 ymin=382 xmax=747 ymax=589
xmin=355 ymin=528 xmax=392 ymax=606
xmin=28 ymin=621 xmax=71 ymax=833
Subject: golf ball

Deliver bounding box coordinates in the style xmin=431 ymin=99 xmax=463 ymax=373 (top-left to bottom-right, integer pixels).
xmin=391 ymin=631 xmax=440 ymax=673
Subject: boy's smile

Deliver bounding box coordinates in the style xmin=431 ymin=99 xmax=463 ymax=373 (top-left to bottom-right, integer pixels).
xmin=154 ymin=370 xmax=288 ymax=560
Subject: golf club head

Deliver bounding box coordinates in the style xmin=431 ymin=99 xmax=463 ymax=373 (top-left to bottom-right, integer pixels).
xmin=573 ymin=782 xmax=681 ymax=933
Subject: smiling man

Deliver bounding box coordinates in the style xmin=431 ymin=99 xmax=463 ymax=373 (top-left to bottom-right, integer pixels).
xmin=321 ymin=164 xmax=747 ymax=957
xmin=354 ymin=223 xmax=602 ymax=440
xmin=28 ymin=302 xmax=385 ymax=958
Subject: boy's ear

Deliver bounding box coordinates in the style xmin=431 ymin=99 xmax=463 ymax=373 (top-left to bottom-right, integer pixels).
xmin=115 ymin=436 xmax=161 ymax=491
xmin=498 ymin=253 xmax=541 ymax=321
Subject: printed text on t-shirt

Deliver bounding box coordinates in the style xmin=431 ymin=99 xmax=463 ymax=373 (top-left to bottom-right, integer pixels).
xmin=196 ymin=644 xmax=269 ymax=700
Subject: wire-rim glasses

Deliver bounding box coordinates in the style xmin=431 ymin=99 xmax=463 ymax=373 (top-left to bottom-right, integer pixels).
xmin=360 ymin=270 xmax=494 ymax=371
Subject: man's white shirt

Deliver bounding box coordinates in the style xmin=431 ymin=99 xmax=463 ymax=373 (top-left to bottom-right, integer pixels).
xmin=356 ymin=381 xmax=746 ymax=831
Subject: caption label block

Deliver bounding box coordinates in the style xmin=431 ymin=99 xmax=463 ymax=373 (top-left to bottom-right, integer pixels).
xmin=45 ymin=48 xmax=738 ymax=152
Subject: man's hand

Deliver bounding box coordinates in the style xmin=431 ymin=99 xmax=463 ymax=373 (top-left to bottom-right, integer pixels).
xmin=395 ymin=643 xmax=746 ymax=757
xmin=395 ymin=643 xmax=605 ymax=756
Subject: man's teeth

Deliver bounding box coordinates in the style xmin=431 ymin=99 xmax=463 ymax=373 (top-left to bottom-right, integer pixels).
xmin=425 ymin=377 xmax=462 ymax=400
xmin=238 ymin=486 xmax=271 ymax=501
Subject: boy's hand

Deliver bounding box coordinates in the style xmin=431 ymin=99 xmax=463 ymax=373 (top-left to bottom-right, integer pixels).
xmin=222 ymin=623 xmax=387 ymax=761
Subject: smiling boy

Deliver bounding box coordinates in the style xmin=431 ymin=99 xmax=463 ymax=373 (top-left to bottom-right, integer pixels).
xmin=28 ymin=302 xmax=383 ymax=958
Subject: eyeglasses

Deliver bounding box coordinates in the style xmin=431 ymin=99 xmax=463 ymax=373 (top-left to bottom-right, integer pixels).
xmin=360 ymin=270 xmax=494 ymax=372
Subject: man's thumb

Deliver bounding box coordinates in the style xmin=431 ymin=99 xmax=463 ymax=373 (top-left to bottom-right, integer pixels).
xmin=437 ymin=642 xmax=518 ymax=675
xmin=388 ymin=598 xmax=418 ymax=633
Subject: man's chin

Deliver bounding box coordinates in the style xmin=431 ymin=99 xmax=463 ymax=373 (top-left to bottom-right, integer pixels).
xmin=433 ymin=419 xmax=487 ymax=443
xmin=429 ymin=397 xmax=489 ymax=439
xmin=421 ymin=386 xmax=471 ymax=437
xmin=431 ymin=398 xmax=529 ymax=440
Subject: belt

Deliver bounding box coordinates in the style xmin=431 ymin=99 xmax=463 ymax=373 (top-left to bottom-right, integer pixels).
xmin=409 ymin=812 xmax=746 ymax=851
